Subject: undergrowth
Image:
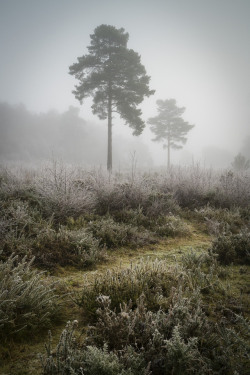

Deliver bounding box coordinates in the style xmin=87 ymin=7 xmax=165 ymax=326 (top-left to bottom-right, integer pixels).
xmin=210 ymin=229 xmax=250 ymax=265
xmin=0 ymin=253 xmax=58 ymax=340
xmin=0 ymin=163 xmax=249 ymax=374
xmin=41 ymin=253 xmax=250 ymax=374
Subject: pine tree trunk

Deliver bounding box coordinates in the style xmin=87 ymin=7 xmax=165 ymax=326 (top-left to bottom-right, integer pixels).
xmin=107 ymin=89 xmax=112 ymax=171
xmin=167 ymin=136 xmax=170 ymax=169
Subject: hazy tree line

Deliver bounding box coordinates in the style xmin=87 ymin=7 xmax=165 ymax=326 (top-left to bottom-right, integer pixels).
xmin=0 ymin=102 xmax=152 ymax=167
xmin=0 ymin=101 xmax=249 ymax=170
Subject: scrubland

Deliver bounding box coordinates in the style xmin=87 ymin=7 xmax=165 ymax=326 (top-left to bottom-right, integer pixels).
xmin=0 ymin=162 xmax=249 ymax=374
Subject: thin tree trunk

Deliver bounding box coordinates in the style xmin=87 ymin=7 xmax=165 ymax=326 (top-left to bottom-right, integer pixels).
xmin=107 ymin=89 xmax=112 ymax=171
xmin=167 ymin=136 xmax=170 ymax=169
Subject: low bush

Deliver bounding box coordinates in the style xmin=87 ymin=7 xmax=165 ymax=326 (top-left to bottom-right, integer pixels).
xmin=143 ymin=192 xmax=180 ymax=217
xmin=180 ymin=250 xmax=223 ymax=295
xmin=113 ymin=208 xmax=190 ymax=238
xmin=211 ymin=230 xmax=250 ymax=265
xmin=195 ymin=206 xmax=246 ymax=235
xmin=94 ymin=178 xmax=179 ymax=217
xmin=0 ymin=253 xmax=58 ymax=339
xmin=0 ymin=198 xmax=46 ymax=236
xmin=32 ymin=226 xmax=106 ymax=270
xmin=78 ymin=251 xmax=224 ymax=322
xmin=87 ymin=292 xmax=212 ymax=374
xmin=0 ymin=193 xmax=105 ymax=270
xmin=42 ymin=290 xmax=250 ymax=375
xmin=173 ymin=168 xmax=250 ymax=210
xmin=77 ymin=259 xmax=181 ymax=319
xmin=154 ymin=215 xmax=190 ymax=237
xmin=87 ymin=216 xmax=153 ymax=249
xmin=34 ymin=162 xmax=95 ymax=224
xmin=41 ymin=321 xmax=150 ymax=375
xmin=0 ymin=197 xmax=51 ymax=261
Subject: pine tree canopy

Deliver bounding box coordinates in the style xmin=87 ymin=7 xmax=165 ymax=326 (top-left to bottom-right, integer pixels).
xmin=148 ymin=99 xmax=194 ymax=168
xmin=69 ymin=24 xmax=154 ymax=136
xmin=148 ymin=99 xmax=194 ymax=149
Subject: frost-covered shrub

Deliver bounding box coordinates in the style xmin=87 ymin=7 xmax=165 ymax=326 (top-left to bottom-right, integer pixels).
xmin=87 ymin=292 xmax=206 ymax=352
xmin=41 ymin=321 xmax=150 ymax=375
xmin=215 ymin=170 xmax=250 ymax=208
xmin=113 ymin=208 xmax=189 ymax=238
xmin=93 ymin=175 xmax=179 ymax=217
xmin=112 ymin=207 xmax=152 ymax=228
xmin=162 ymin=166 xmax=250 ymax=210
xmin=93 ymin=179 xmax=150 ymax=215
xmin=0 ymin=254 xmax=58 ymax=338
xmin=0 ymin=198 xmax=105 ymax=270
xmin=88 ymin=217 xmax=153 ymax=249
xmin=32 ymin=226 xmax=106 ymax=270
xmin=195 ymin=206 xmax=246 ymax=235
xmin=42 ymin=289 xmax=250 ymax=375
xmin=34 ymin=163 xmax=95 ymax=223
xmin=211 ymin=230 xmax=250 ymax=265
xmin=0 ymin=199 xmax=47 ymax=241
xmin=77 ymin=259 xmax=181 ymax=319
xmin=180 ymin=250 xmax=223 ymax=294
xmin=154 ymin=215 xmax=190 ymax=237
xmin=0 ymin=198 xmax=50 ymax=262
xmin=88 ymin=290 xmax=249 ymax=374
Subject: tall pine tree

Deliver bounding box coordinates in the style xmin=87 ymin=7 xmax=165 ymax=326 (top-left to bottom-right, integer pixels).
xmin=69 ymin=24 xmax=154 ymax=171
xmin=148 ymin=99 xmax=194 ymax=168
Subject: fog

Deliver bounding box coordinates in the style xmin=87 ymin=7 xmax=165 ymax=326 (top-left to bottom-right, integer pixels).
xmin=0 ymin=0 xmax=249 ymax=169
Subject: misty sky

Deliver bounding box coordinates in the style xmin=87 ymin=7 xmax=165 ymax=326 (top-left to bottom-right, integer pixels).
xmin=0 ymin=0 xmax=249 ymax=166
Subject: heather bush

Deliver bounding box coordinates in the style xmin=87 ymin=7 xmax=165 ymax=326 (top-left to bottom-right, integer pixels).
xmin=78 ymin=251 xmax=224 ymax=321
xmin=112 ymin=207 xmax=151 ymax=228
xmin=154 ymin=215 xmax=190 ymax=237
xmin=0 ymin=166 xmax=43 ymax=214
xmin=41 ymin=321 xmax=150 ymax=375
xmin=211 ymin=229 xmax=250 ymax=265
xmin=163 ymin=166 xmax=250 ymax=210
xmin=87 ymin=289 xmax=249 ymax=374
xmin=195 ymin=206 xmax=246 ymax=235
xmin=87 ymin=292 xmax=205 ymax=351
xmin=0 ymin=196 xmax=105 ymax=270
xmin=215 ymin=170 xmax=250 ymax=208
xmin=0 ymin=198 xmax=51 ymax=261
xmin=93 ymin=175 xmax=179 ymax=217
xmin=77 ymin=259 xmax=181 ymax=319
xmin=32 ymin=226 xmax=106 ymax=269
xmin=87 ymin=216 xmax=153 ymax=249
xmin=3 ymin=199 xmax=43 ymax=236
xmin=34 ymin=163 xmax=95 ymax=224
xmin=0 ymin=163 xmax=93 ymax=225
xmin=142 ymin=191 xmax=179 ymax=217
xmin=0 ymin=253 xmax=58 ymax=339
xmin=180 ymin=250 xmax=223 ymax=295
xmin=42 ymin=290 xmax=250 ymax=375
xmin=113 ymin=208 xmax=190 ymax=238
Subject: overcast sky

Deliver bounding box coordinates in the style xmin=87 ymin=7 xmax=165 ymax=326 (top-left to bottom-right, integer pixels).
xmin=0 ymin=0 xmax=249 ymax=166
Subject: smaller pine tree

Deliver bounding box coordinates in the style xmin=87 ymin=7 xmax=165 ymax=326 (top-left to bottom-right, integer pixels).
xmin=148 ymin=99 xmax=194 ymax=168
xmin=231 ymin=153 xmax=250 ymax=171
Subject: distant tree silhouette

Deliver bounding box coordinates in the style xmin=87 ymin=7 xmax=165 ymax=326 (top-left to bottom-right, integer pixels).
xmin=231 ymin=153 xmax=250 ymax=171
xmin=69 ymin=24 xmax=154 ymax=171
xmin=148 ymin=99 xmax=194 ymax=168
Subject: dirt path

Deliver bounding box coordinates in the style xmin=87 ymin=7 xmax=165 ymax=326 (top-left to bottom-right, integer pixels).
xmin=0 ymin=224 xmax=211 ymax=375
